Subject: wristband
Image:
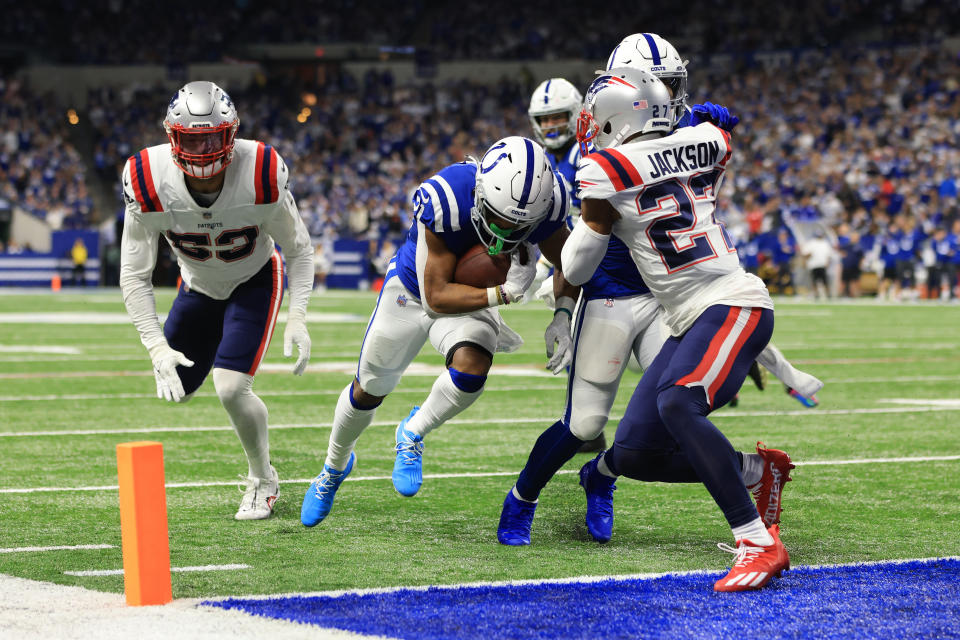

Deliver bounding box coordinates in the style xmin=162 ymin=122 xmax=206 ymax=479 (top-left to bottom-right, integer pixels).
xmin=487 ymin=286 xmax=507 ymax=307
xmin=554 ymin=295 xmax=576 ymax=318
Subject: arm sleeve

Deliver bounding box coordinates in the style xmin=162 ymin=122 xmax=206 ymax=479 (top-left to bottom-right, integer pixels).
xmin=560 ymin=218 xmax=610 ymax=286
xmin=118 ymin=161 xmax=165 ymax=352
xmin=262 ymin=154 xmax=314 ymax=317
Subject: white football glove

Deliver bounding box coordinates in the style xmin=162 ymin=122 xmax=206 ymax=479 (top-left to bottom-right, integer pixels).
xmin=522 ymin=257 xmax=553 ymax=303
xmin=544 ymin=296 xmax=575 ymax=374
xmin=533 ymin=277 xmax=555 ymax=308
xmin=148 ymin=342 xmax=194 ymax=403
xmin=501 ymin=243 xmax=538 ymax=303
xmin=283 ymin=310 xmax=311 ymax=376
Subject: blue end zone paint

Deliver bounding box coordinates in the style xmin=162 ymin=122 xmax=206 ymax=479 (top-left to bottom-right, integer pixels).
xmin=205 ymin=559 xmax=960 ymax=640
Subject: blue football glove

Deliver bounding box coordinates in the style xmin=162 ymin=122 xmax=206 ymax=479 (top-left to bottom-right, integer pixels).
xmin=689 ymin=102 xmax=740 ymax=132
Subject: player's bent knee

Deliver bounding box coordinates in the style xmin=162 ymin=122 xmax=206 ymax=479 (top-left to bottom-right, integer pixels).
xmin=213 ymin=368 xmax=254 ymax=406
xmin=446 ymin=341 xmax=493 ymax=377
xmin=447 ymin=367 xmax=486 ymax=393
xmin=657 ymin=385 xmax=709 ymax=422
xmin=353 ymin=377 xmax=390 ymax=405
xmin=568 ymin=414 xmax=607 ymax=440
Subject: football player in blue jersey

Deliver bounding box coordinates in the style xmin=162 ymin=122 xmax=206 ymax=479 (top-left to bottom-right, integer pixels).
xmin=498 ymin=34 xmax=820 ymax=547
xmin=301 ymin=136 xmax=577 ymax=527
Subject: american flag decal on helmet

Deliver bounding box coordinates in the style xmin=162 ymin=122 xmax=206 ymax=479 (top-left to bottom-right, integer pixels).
xmin=633 ymin=100 xmax=648 ymax=110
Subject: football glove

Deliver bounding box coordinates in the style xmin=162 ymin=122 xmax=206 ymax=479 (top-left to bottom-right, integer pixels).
xmin=690 ymin=102 xmax=740 ymax=132
xmin=148 ymin=341 xmax=194 ymax=402
xmin=283 ymin=310 xmax=311 ymax=376
xmin=501 ymin=243 xmax=538 ymax=303
xmin=544 ymin=296 xmax=575 ymax=375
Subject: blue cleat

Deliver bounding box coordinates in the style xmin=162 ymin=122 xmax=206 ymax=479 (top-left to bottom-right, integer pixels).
xmin=392 ymin=407 xmax=423 ymax=497
xmin=497 ymin=490 xmax=538 ymax=546
xmin=579 ymin=453 xmax=616 ymax=543
xmin=787 ymin=387 xmax=818 ymax=408
xmin=301 ymin=451 xmax=356 ymax=527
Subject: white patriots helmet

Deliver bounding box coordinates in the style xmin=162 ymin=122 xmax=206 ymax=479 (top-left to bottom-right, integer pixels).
xmin=163 ymin=81 xmax=240 ymax=179
xmin=528 ymin=78 xmax=583 ymax=151
xmin=576 ymin=67 xmax=674 ymax=154
xmin=472 ymin=136 xmax=555 ymax=255
xmin=605 ymin=33 xmax=688 ymax=125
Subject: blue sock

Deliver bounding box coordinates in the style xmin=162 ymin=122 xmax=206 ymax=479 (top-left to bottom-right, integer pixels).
xmin=515 ymin=420 xmax=584 ymax=501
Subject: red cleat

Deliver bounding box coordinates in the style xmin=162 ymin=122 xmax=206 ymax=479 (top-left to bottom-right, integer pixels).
xmin=714 ymin=524 xmax=790 ymax=592
xmin=748 ymin=441 xmax=794 ymax=527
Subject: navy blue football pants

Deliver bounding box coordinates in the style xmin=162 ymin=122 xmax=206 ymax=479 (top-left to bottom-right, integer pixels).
xmin=606 ymin=305 xmax=774 ymax=529
xmin=163 ymin=251 xmax=284 ymax=395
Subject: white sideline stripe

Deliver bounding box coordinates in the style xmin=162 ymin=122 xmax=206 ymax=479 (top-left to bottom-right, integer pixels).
xmin=4 ymin=403 xmax=960 ymax=438
xmin=879 ymin=399 xmax=960 ymax=407
xmin=3 ymin=455 xmax=958 ymax=495
xmin=199 ymin=555 xmax=960 ymax=602
xmin=0 ymin=384 xmax=566 ymax=403
xmin=64 ymin=564 xmax=250 ymax=577
xmin=0 ymin=544 xmax=115 ymax=554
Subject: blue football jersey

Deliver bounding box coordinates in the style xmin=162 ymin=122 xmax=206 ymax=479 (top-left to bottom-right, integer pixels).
xmin=394 ymin=161 xmax=567 ymax=299
xmin=547 ymin=143 xmax=582 ymax=209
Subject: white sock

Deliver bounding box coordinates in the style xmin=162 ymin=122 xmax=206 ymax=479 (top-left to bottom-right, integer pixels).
xmin=732 ymin=517 xmax=774 ymax=546
xmin=512 ymin=485 xmax=537 ymax=503
xmin=213 ymin=368 xmax=271 ymax=479
xmin=404 ymin=370 xmax=483 ymax=438
xmin=741 ymin=452 xmax=764 ymax=488
xmin=597 ymin=454 xmax=618 ymax=479
xmin=326 ymin=383 xmax=376 ymax=470
xmin=756 ymin=343 xmax=824 ymax=398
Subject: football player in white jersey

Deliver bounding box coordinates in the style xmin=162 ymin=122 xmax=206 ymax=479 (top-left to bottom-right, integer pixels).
xmin=604 ymin=32 xmax=823 ymax=406
xmin=300 ymin=136 xmax=576 ymax=528
xmin=119 ymin=81 xmax=315 ymax=520
xmin=498 ymin=36 xmax=799 ymax=547
xmin=562 ymin=68 xmax=790 ymax=592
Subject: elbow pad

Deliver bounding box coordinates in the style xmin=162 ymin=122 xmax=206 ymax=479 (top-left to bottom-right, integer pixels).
xmin=560 ymin=220 xmax=610 ymax=286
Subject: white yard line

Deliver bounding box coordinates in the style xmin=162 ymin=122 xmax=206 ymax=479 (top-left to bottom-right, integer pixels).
xmin=2 ymin=454 xmax=957 ymax=495
xmin=64 ymin=564 xmax=250 ymax=577
xmin=0 ymin=544 xmax=115 ymax=554
xmin=3 ymin=403 xmax=960 ymax=438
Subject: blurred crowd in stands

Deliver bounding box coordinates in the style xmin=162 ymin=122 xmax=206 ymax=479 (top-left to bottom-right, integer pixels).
xmin=0 ymin=77 xmax=93 ymax=236
xmin=1 ymin=0 xmax=959 ymax=298
xmin=2 ymin=0 xmax=953 ymax=64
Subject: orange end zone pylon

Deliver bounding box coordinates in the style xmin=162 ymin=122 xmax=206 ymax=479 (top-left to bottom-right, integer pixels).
xmin=116 ymin=441 xmax=172 ymax=606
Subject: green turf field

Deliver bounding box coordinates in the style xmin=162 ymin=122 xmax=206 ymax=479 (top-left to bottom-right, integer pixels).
xmin=1 ymin=290 xmax=958 ymax=599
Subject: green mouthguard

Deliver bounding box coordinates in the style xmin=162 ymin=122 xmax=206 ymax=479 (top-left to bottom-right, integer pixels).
xmin=488 ymin=223 xmax=511 ymax=256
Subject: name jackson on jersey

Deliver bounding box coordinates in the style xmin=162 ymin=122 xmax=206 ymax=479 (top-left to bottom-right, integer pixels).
xmin=646 ymin=139 xmax=724 ymax=179
xmin=121 ymin=139 xmax=312 ymax=300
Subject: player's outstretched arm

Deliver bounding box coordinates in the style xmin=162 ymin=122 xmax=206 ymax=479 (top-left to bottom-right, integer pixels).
xmin=560 ymin=198 xmax=618 ymax=286
xmin=265 ymin=179 xmax=314 ymax=375
xmin=535 ymin=225 xmax=579 ymax=374
xmin=118 ymin=194 xmax=193 ymax=401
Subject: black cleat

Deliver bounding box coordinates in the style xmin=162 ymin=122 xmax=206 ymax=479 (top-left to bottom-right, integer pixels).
xmin=748 ymin=362 xmax=767 ymax=391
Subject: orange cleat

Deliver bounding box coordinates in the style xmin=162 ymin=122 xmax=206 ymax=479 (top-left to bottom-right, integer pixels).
xmin=714 ymin=524 xmax=790 ymax=592
xmin=748 ymin=441 xmax=794 ymax=527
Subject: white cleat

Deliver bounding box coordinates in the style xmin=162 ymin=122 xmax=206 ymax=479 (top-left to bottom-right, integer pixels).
xmin=235 ymin=465 xmax=279 ymax=520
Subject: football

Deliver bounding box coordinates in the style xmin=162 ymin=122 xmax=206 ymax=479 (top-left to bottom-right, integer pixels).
xmin=454 ymin=244 xmax=511 ymax=288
